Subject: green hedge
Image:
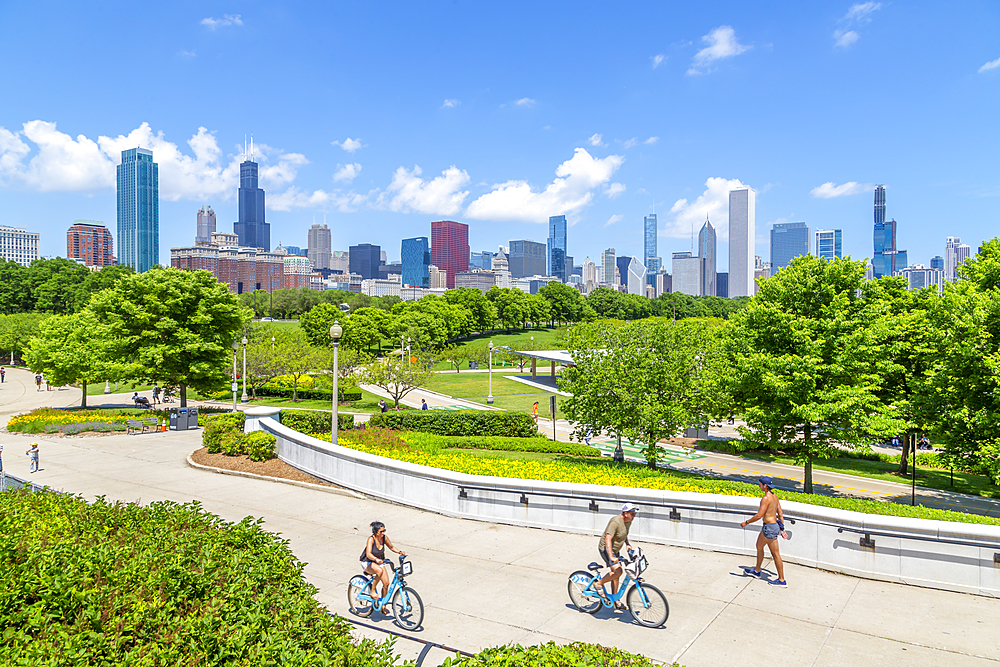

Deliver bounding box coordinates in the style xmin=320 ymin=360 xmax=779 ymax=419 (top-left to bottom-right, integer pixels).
xmin=257 ymin=385 xmax=363 ymax=402
xmin=368 ymin=410 xmax=538 ymax=437
xmin=0 ymin=492 xmax=400 ymax=666
xmin=282 ymin=410 xmax=355 ymax=435
xmin=402 ymin=432 xmax=599 ymax=457
xmin=202 ymin=412 xmax=276 ymax=461
xmin=442 ymin=642 xmax=664 ymax=666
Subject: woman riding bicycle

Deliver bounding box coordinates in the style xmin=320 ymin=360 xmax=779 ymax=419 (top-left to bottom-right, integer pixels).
xmin=360 ymin=521 xmax=406 ymax=599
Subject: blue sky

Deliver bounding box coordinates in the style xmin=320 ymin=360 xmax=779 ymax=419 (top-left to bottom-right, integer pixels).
xmin=1 ymin=1 xmax=997 ymax=270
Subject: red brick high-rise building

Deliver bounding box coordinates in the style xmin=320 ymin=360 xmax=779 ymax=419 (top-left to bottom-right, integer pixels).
xmin=67 ymin=221 xmax=114 ymax=267
xmin=430 ymin=220 xmax=469 ymax=289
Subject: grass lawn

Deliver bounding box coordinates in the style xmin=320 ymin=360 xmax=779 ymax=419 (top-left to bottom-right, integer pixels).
xmin=425 ymin=372 xmax=567 ymax=419
xmin=241 ymin=388 xmax=385 ymax=414
xmin=85 ymin=382 xmax=212 ymax=400
xmin=429 ymin=328 xmax=565 ymax=370
xmin=713 ymin=446 xmax=1000 ymax=499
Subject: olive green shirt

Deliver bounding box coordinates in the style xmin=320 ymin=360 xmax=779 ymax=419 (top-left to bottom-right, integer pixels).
xmin=599 ymin=514 xmax=630 ymax=555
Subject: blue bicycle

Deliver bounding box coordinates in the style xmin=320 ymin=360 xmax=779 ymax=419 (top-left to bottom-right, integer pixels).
xmin=567 ymin=548 xmax=669 ymax=628
xmin=347 ymin=554 xmax=424 ymax=630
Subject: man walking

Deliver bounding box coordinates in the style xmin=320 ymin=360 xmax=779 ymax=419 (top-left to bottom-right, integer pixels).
xmin=594 ymin=503 xmax=639 ymax=610
xmin=152 ymin=384 xmax=161 ymax=405
xmin=35 ymin=373 xmax=42 ymax=391
xmin=741 ymin=476 xmax=788 ymax=587
xmin=25 ymin=443 xmax=39 ymax=473
xmin=1 ymin=366 xmax=5 ymax=383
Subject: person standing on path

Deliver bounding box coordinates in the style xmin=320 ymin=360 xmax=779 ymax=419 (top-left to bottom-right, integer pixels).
xmin=35 ymin=373 xmax=42 ymax=391
xmin=1 ymin=366 xmax=5 ymax=383
xmin=421 ymin=399 xmax=428 ymax=410
xmin=25 ymin=443 xmax=39 ymax=473
xmin=532 ymin=401 xmax=539 ymax=423
xmin=152 ymin=384 xmax=160 ymax=405
xmin=741 ymin=475 xmax=788 ymax=587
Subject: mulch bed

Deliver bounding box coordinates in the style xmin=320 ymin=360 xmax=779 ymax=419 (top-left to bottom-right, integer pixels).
xmin=190 ymin=447 xmax=339 ymax=488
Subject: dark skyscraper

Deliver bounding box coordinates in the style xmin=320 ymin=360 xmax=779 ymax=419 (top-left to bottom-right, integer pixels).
xmin=770 ymin=222 xmax=810 ymax=271
xmin=401 ymin=237 xmax=430 ymax=287
xmin=872 ymin=186 xmax=907 ymax=277
xmin=349 ymin=243 xmax=381 ymax=280
xmin=234 ymin=141 xmax=269 ymax=251
xmin=874 ymin=184 xmax=886 ymax=226
xmin=508 ymin=240 xmax=546 ymax=278
xmin=547 ymin=215 xmax=567 ymax=282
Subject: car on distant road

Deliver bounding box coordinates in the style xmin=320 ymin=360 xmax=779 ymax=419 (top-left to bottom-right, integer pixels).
xmin=260 ymin=317 xmax=274 ymax=322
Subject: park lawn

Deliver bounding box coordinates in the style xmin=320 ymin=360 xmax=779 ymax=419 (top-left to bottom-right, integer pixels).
xmin=424 ymin=373 xmax=567 ymax=419
xmin=714 ymin=446 xmax=1000 ymax=499
xmin=243 ymin=388 xmax=385 ymax=414
xmin=85 ymin=382 xmax=212 ymax=400
xmin=429 ymin=328 xmax=564 ymax=370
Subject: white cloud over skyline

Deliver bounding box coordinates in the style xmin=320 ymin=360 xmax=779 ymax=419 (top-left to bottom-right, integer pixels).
xmin=834 ymin=3 xmax=881 ymax=48
xmin=333 ymin=137 xmax=364 ymax=153
xmin=810 ymin=181 xmax=872 ymax=198
xmin=605 ymin=214 xmax=624 ymax=227
xmin=651 ymin=54 xmax=666 ymax=68
xmin=687 ymin=26 xmax=750 ymax=75
xmin=442 ymin=99 xmax=460 ymax=108
xmin=980 ymin=57 xmax=1000 ymax=73
xmin=201 ymin=14 xmax=243 ymax=29
xmin=588 ymin=133 xmax=604 ymax=147
xmin=333 ymin=163 xmax=362 ymax=182
xmin=514 ymin=97 xmax=536 ymax=107
xmin=376 ymin=165 xmax=470 ymax=216
xmin=665 ymin=176 xmax=751 ymax=240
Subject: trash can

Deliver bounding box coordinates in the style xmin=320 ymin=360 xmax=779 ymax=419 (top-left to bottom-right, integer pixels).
xmin=170 ymin=408 xmax=189 ymax=431
xmin=188 ymin=407 xmax=199 ymax=429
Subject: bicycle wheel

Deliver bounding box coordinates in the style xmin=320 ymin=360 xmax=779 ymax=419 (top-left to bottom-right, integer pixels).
xmin=391 ymin=586 xmax=424 ymax=630
xmin=627 ymin=583 xmax=669 ymax=628
xmin=567 ymin=570 xmax=601 ymax=614
xmin=347 ymin=575 xmax=374 ymax=618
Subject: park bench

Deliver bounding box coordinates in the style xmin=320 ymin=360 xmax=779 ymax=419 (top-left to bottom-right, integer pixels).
xmin=126 ymin=418 xmax=159 ymax=435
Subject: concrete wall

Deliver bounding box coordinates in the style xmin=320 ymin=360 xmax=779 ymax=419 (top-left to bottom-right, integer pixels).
xmin=260 ymin=417 xmax=1000 ymax=597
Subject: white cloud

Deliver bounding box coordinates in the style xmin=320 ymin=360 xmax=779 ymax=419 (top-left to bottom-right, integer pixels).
xmin=268 ymin=188 xmax=368 ymax=213
xmin=687 ymin=26 xmax=750 ymax=75
xmin=605 ymin=183 xmax=626 ymax=199
xmin=809 ymin=181 xmax=872 ymax=198
xmin=201 ymin=14 xmax=243 ymax=29
xmin=623 ymin=138 xmax=638 ymax=149
xmin=376 ymin=165 xmax=470 ymax=216
xmin=442 ymin=99 xmax=460 ymax=108
xmin=465 ymin=148 xmax=624 ymax=223
xmin=588 ymin=133 xmax=605 ymax=147
xmin=834 ymin=30 xmax=860 ymax=48
xmin=651 ymin=54 xmax=666 ymax=68
xmin=644 ymin=136 xmax=659 ymax=145
xmin=333 ymin=163 xmax=362 ymax=182
xmin=846 ymin=2 xmax=881 ymax=22
xmin=332 ymin=137 xmax=364 ymax=153
xmin=980 ymin=57 xmax=1000 ymax=73
xmin=178 ymin=49 xmax=197 ymax=58
xmin=665 ymin=176 xmax=751 ymax=240
xmin=605 ymin=214 xmax=624 ymax=227
xmin=515 ymin=97 xmax=536 ymax=107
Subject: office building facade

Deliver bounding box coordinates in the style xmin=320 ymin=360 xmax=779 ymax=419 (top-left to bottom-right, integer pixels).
xmin=196 ymin=205 xmax=216 ymax=244
xmin=945 ymin=237 xmax=971 ymax=282
xmin=728 ymin=188 xmax=755 ymax=297
xmin=349 ymin=243 xmax=381 ymax=280
xmin=508 ymin=240 xmax=546 ymax=279
xmin=307 ymin=224 xmax=332 ymax=270
xmin=601 ymin=248 xmax=616 ymax=284
xmin=771 ymin=222 xmax=810 ymax=271
xmin=0 ymin=225 xmax=40 ymax=266
xmin=430 ymin=220 xmax=469 ymax=289
xmin=617 ymin=256 xmax=646 ymax=295
xmin=672 ymin=252 xmax=701 ymax=296
xmin=67 ymin=221 xmax=113 ymax=267
xmin=401 ymin=237 xmax=431 ymax=288
xmin=117 ymin=147 xmax=158 ymax=272
xmin=930 ymin=255 xmax=945 ymax=271
xmin=815 ymin=229 xmax=843 ymax=261
xmin=898 ymin=264 xmax=945 ymax=292
xmin=698 ymin=218 xmax=717 ymax=297
xmin=470 ymin=251 xmax=492 ymax=271
xmin=234 ymin=154 xmax=269 ymax=251
xmin=547 ymin=215 xmax=567 ymax=282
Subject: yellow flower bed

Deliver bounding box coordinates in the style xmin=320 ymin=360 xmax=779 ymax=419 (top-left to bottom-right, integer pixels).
xmin=7 ymin=408 xmax=151 ymax=432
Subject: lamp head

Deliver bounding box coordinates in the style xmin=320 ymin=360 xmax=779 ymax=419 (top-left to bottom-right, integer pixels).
xmin=489 ymin=341 xmax=494 ymax=349
xmin=231 ymin=340 xmax=239 ymax=351
xmin=330 ymin=321 xmax=343 ymax=341
xmin=242 ymin=336 xmax=247 ymax=345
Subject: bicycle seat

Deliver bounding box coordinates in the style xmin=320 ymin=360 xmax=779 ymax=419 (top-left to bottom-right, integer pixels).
xmin=587 ymin=562 xmax=602 ymax=571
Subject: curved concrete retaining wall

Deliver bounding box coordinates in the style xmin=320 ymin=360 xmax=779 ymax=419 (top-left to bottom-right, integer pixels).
xmin=259 ymin=417 xmax=1000 ymax=597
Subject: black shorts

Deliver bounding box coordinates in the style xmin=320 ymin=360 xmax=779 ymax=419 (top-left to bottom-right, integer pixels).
xmin=598 ymin=547 xmax=619 ymax=568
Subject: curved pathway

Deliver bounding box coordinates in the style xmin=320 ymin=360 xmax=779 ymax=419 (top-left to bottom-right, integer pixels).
xmin=3 ymin=370 xmax=998 ymax=666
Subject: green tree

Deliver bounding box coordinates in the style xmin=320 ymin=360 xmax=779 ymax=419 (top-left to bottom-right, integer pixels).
xmin=443 ymin=287 xmax=496 ymax=333
xmin=538 ymin=281 xmax=587 ymax=324
xmin=0 ymin=313 xmax=51 ymax=364
xmin=359 ymin=355 xmax=433 ymax=407
xmin=24 ymin=311 xmax=118 ymax=408
xmin=726 ymin=255 xmax=904 ymax=493
xmin=0 ymin=260 xmax=30 ymax=313
xmin=75 ymin=265 xmax=135 ymax=309
xmin=27 ymin=257 xmax=92 ymax=314
xmin=438 ymin=344 xmax=470 ymax=372
xmin=272 ymin=329 xmax=321 ymax=401
xmin=561 ymin=318 xmax=727 ymax=467
xmin=299 ymin=303 xmax=345 ymax=347
xmin=487 ymin=287 xmax=530 ymax=330
xmin=87 ymin=267 xmax=250 ymax=407
xmin=343 ymin=307 xmax=392 ymax=353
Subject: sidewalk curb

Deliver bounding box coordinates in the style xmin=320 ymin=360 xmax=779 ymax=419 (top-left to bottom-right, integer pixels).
xmin=185 ymin=453 xmax=366 ymax=499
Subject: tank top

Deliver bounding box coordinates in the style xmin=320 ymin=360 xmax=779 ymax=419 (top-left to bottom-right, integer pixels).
xmin=360 ymin=536 xmax=386 ymax=562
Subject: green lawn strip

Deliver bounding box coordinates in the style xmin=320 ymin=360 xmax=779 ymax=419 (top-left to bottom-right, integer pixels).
xmin=425 ymin=373 xmax=567 ymax=418
xmin=403 ymin=431 xmax=598 ymax=457
xmin=320 ymin=430 xmax=1000 ymax=526
xmin=240 ymin=389 xmax=384 ymax=413
xmin=698 ymin=442 xmax=999 ymax=500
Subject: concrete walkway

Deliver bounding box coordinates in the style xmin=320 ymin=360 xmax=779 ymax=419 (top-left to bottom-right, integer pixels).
xmin=2 ymin=370 xmax=998 ymax=666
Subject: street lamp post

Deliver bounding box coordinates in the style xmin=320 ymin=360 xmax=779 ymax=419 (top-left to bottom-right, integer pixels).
xmin=271 ymin=335 xmax=275 ymax=351
xmin=407 ymin=337 xmax=412 ymax=367
xmin=231 ymin=340 xmax=239 ymax=411
xmin=241 ymin=336 xmax=249 ymax=403
xmin=330 ymin=321 xmax=343 ymax=444
xmin=487 ymin=341 xmax=494 ymax=405
xmin=669 ymin=301 xmax=677 ymax=321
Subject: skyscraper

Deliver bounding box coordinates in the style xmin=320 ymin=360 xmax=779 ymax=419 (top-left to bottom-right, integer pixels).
xmin=547 ymin=215 xmax=567 ymax=282
xmin=349 ymin=243 xmax=381 ymax=280
xmin=401 ymin=237 xmax=431 ymax=288
xmin=698 ymin=217 xmax=717 ymax=297
xmin=616 ymin=257 xmax=646 ymax=295
xmin=601 ymin=248 xmax=616 ymax=284
xmin=508 ymin=240 xmax=546 ymax=278
xmin=874 ymin=185 xmax=886 ymax=226
xmin=945 ymin=237 xmax=971 ymax=282
xmin=930 ymin=255 xmax=945 ymax=271
xmin=815 ymin=229 xmax=843 ymax=260
xmin=234 ymin=142 xmax=269 ymax=251
xmin=643 ymin=214 xmax=660 ymax=285
xmin=196 ymin=205 xmax=216 ymax=244
xmin=117 ymin=147 xmax=158 ymax=272
xmin=67 ymin=221 xmax=114 ymax=267
xmin=470 ymin=251 xmax=492 ymax=271
xmin=672 ymin=252 xmax=700 ymax=296
xmin=430 ymin=220 xmax=469 ymax=289
xmin=307 ymin=223 xmax=332 ymax=270
xmin=770 ymin=222 xmax=810 ymax=271
xmin=728 ymin=188 xmax=755 ymax=297
xmin=872 ymin=186 xmax=908 ymax=277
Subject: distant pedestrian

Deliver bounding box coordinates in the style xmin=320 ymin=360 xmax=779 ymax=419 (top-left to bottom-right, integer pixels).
xmin=34 ymin=373 xmax=42 ymax=392
xmin=379 ymin=399 xmax=387 ymax=413
xmin=891 ymin=435 xmax=900 ymax=448
xmin=0 ymin=366 xmax=5 ymax=383
xmin=741 ymin=476 xmax=788 ymax=587
xmin=584 ymin=429 xmax=592 ymax=446
xmin=421 ymin=399 xmax=428 ymax=410
xmin=152 ymin=385 xmax=161 ymax=405
xmin=0 ymin=444 xmax=4 ymax=474
xmin=26 ymin=443 xmax=39 ymax=473
xmin=532 ymin=402 xmax=539 ymax=423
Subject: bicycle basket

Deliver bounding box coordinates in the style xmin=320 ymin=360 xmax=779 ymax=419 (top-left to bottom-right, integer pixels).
xmin=624 ymin=548 xmax=648 ymax=578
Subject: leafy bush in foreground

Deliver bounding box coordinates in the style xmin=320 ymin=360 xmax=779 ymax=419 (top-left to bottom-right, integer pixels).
xmin=368 ymin=410 xmax=538 ymax=437
xmin=0 ymin=491 xmax=401 ymax=666
xmin=442 ymin=642 xmax=666 ymax=666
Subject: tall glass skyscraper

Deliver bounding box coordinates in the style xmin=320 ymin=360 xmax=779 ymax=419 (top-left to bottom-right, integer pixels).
xmin=235 ymin=153 xmax=269 ymax=251
xmin=770 ymin=222 xmax=810 ymax=271
xmin=872 ymin=185 xmax=908 ymax=277
xmin=698 ymin=218 xmax=717 ymax=296
xmin=874 ymin=185 xmax=886 ymax=226
xmin=117 ymin=148 xmax=158 ymax=272
xmin=196 ymin=205 xmax=215 ymax=244
xmin=547 ymin=215 xmax=567 ymax=282
xmin=728 ymin=188 xmax=755 ymax=297
xmin=401 ymin=237 xmax=431 ymax=288
xmin=815 ymin=229 xmax=843 ymax=260
xmin=644 ymin=214 xmax=660 ymax=286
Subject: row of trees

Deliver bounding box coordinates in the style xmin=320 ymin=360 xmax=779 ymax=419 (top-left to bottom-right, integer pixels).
xmin=0 ymin=258 xmax=134 ymax=314
xmin=562 ymin=246 xmax=1000 ymax=491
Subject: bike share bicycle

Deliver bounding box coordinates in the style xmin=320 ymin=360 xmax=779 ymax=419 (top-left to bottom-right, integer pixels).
xmin=347 ymin=554 xmax=424 ymax=631
xmin=567 ymin=547 xmax=669 ymax=627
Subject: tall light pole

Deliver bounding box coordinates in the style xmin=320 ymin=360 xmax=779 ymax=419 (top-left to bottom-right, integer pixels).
xmin=487 ymin=340 xmax=494 ymax=405
xmin=407 ymin=337 xmax=412 ymax=367
xmin=231 ymin=340 xmax=239 ymax=411
xmin=330 ymin=321 xmax=343 ymax=444
xmin=241 ymin=336 xmax=249 ymax=403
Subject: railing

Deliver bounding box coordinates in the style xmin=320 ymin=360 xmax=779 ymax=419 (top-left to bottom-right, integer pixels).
xmin=341 ymin=616 xmax=474 ymax=666
xmin=0 ymin=470 xmax=50 ymax=493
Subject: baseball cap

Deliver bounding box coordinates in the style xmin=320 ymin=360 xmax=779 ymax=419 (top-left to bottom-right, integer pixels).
xmin=621 ymin=503 xmax=640 ymax=514
xmin=758 ymin=476 xmax=773 ymax=487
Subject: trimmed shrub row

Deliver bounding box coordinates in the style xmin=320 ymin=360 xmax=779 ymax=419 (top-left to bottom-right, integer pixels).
xmin=281 ymin=410 xmax=355 ymax=435
xmin=442 ymin=642 xmax=662 ymax=666
xmin=402 ymin=431 xmax=600 ymax=457
xmin=368 ymin=410 xmax=538 ymax=437
xmin=256 ymin=385 xmax=363 ymax=402
xmin=203 ymin=412 xmax=276 ymax=461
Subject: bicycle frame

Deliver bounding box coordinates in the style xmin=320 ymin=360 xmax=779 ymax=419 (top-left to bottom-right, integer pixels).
xmin=357 ymin=564 xmax=403 ymax=610
xmin=580 ymin=570 xmax=655 ymax=610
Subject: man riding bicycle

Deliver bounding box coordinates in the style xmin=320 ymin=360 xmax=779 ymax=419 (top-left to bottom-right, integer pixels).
xmin=595 ymin=503 xmax=639 ymax=609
